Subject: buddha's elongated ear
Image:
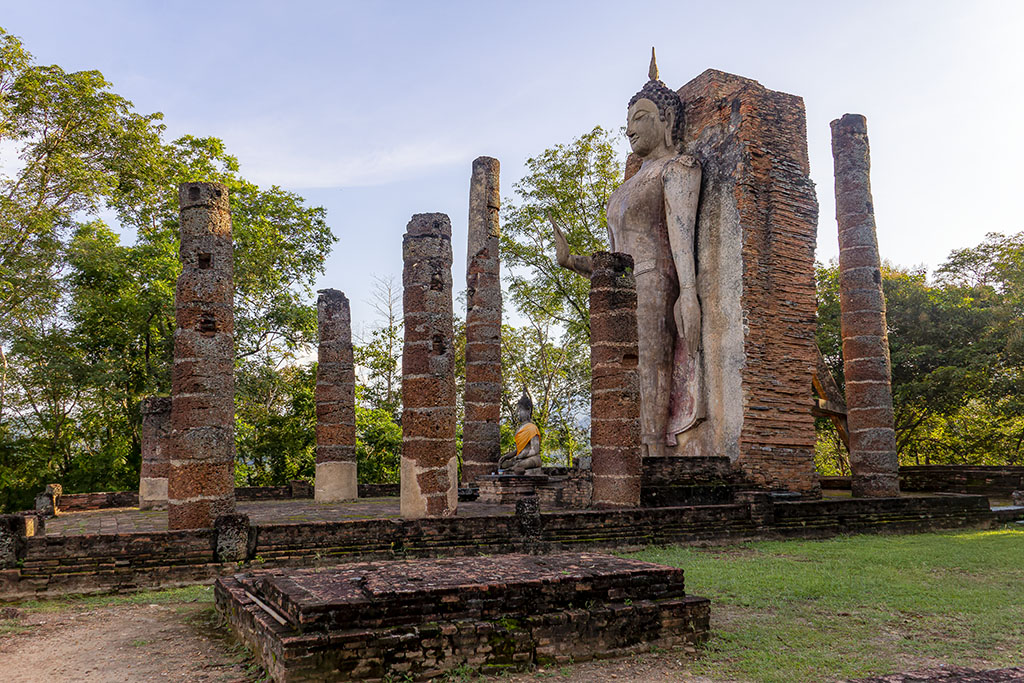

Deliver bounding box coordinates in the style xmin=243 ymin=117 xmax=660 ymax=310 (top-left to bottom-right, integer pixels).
xmin=663 ymin=108 xmax=675 ymax=149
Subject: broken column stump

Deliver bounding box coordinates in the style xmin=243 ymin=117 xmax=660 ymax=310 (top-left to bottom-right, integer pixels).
xmin=589 ymin=251 xmax=642 ymax=509
xmin=401 ymin=213 xmax=458 ymax=518
xmin=831 ymin=113 xmax=900 ymax=498
xmin=315 ymin=289 xmax=357 ymax=502
xmin=215 ymin=553 xmax=710 ymax=681
xmin=168 ymin=182 xmax=236 ymax=530
xmin=461 ymin=156 xmax=502 ymax=484
xmin=139 ymin=396 xmax=172 ymax=510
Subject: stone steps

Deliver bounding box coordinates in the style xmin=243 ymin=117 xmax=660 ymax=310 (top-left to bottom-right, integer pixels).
xmin=216 ymin=552 xmax=710 ymax=681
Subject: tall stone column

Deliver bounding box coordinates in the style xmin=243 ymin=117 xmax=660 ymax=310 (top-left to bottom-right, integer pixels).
xmin=315 ymin=289 xmax=357 ymax=501
xmin=168 ymin=182 xmax=236 ymax=530
xmin=401 ymin=213 xmax=458 ymax=518
xmin=139 ymin=396 xmax=172 ymax=510
xmin=590 ymin=252 xmax=641 ymax=509
xmin=462 ymin=156 xmax=502 ymax=484
xmin=831 ymin=114 xmax=900 ymax=498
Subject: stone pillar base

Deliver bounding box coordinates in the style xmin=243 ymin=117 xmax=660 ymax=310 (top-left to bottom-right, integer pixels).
xmin=851 ymin=473 xmax=900 ymax=499
xmin=400 ymin=455 xmax=458 ymax=519
xmin=138 ymin=477 xmax=168 ymax=510
xmin=315 ymin=461 xmax=358 ymax=502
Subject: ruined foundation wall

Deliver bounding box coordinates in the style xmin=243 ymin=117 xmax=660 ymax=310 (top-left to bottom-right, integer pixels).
xmin=315 ymin=289 xmax=357 ymax=501
xmin=168 ymin=182 xmax=236 ymax=530
xmin=139 ymin=396 xmax=172 ymax=510
xmin=677 ymin=70 xmax=820 ymax=495
xmin=831 ymin=114 xmax=899 ymax=498
xmin=401 ymin=213 xmax=458 ymax=518
xmin=589 ymin=252 xmax=642 ymax=508
xmin=462 ymin=157 xmax=502 ymax=483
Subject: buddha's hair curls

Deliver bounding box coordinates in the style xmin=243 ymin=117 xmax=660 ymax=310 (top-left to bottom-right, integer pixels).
xmin=628 ymin=48 xmax=685 ymax=148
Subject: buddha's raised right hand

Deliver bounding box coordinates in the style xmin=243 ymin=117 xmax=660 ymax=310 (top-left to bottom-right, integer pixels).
xmin=549 ymin=216 xmax=593 ymax=277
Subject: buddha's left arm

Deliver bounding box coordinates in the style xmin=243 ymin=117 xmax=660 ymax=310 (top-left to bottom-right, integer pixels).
xmin=664 ymin=157 xmax=703 ymax=353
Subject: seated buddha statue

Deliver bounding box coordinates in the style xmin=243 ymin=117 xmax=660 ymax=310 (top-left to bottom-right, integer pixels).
xmin=498 ymin=390 xmax=542 ymax=474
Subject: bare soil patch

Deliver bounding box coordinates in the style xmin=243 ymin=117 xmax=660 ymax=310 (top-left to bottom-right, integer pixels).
xmin=0 ymin=600 xmax=253 ymax=682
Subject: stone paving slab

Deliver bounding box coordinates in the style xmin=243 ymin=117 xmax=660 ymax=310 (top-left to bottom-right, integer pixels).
xmin=43 ymin=497 xmax=513 ymax=537
xmin=246 ymin=553 xmax=688 ymax=630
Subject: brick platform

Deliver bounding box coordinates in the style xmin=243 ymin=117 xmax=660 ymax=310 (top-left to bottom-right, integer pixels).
xmin=2 ymin=494 xmax=1008 ymax=599
xmin=477 ymin=474 xmax=550 ymax=503
xmin=215 ymin=552 xmax=709 ymax=681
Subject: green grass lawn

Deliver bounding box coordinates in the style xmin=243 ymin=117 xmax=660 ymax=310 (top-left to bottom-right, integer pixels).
xmin=3 ymin=530 xmax=1021 ymax=682
xmin=629 ymin=528 xmax=1024 ymax=682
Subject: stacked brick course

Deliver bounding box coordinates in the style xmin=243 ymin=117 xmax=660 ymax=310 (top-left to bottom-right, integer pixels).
xmin=58 ymin=492 xmax=139 ymax=512
xmin=215 ymin=553 xmax=709 ymax=681
xmin=139 ymin=396 xmax=171 ymax=510
xmin=462 ymin=157 xmax=503 ymax=483
xmin=315 ymin=289 xmax=357 ymax=501
xmin=589 ymin=252 xmax=642 ymax=509
xmin=831 ymin=114 xmax=899 ymax=498
xmin=678 ymin=70 xmax=820 ymax=495
xmin=168 ymin=182 xmax=236 ymax=530
xmin=401 ymin=214 xmax=458 ymax=518
xmin=2 ymin=494 xmax=1002 ymax=599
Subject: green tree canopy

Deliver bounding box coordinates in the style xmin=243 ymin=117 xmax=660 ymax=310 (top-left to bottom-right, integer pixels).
xmin=815 ymin=231 xmax=1024 ymax=470
xmin=498 ymin=126 xmax=623 ymax=464
xmin=0 ymin=27 xmax=336 ymax=509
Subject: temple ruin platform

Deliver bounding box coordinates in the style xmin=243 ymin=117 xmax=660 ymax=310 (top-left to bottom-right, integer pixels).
xmin=214 ymin=552 xmax=710 ymax=681
xmin=41 ymin=497 xmax=512 ymax=537
xmin=1 ymin=492 xmax=1015 ymax=600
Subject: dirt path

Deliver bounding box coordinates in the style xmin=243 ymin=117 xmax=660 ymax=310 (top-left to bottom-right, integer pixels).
xmin=2 ymin=599 xmax=1010 ymax=682
xmin=0 ymin=597 xmax=712 ymax=683
xmin=0 ymin=602 xmax=253 ymax=683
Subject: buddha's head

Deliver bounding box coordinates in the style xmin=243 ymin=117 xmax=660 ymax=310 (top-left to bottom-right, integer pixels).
xmin=626 ymin=48 xmax=685 ymax=160
xmin=516 ymin=389 xmax=533 ymax=424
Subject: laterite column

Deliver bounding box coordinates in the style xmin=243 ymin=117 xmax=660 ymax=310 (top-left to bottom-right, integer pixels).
xmin=831 ymin=114 xmax=900 ymax=498
xmin=401 ymin=213 xmax=458 ymax=518
xmin=462 ymin=157 xmax=502 ymax=483
xmin=168 ymin=182 xmax=236 ymax=529
xmin=139 ymin=396 xmax=172 ymax=510
xmin=315 ymin=289 xmax=357 ymax=501
xmin=589 ymin=252 xmax=642 ymax=509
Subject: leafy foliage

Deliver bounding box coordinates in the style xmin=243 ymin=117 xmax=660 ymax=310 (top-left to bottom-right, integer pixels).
xmin=816 ymin=231 xmax=1024 ymax=469
xmin=500 ymin=126 xmax=618 ymax=340
xmin=498 ymin=126 xmax=622 ymax=465
xmin=353 ymin=277 xmax=404 ymax=483
xmin=0 ymin=27 xmax=335 ymax=509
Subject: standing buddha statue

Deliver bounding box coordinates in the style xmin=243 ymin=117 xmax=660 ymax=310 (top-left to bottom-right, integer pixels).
xmin=553 ymin=48 xmax=704 ymax=458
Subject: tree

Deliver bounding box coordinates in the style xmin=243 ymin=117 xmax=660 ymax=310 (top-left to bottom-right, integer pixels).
xmin=500 ymin=126 xmax=620 ymax=340
xmin=0 ymin=26 xmax=166 ymax=427
xmin=353 ymin=277 xmax=404 ymax=483
xmin=0 ymin=27 xmax=336 ymax=509
xmin=501 ymin=321 xmax=590 ymax=466
xmin=498 ymin=126 xmax=623 ymax=465
xmin=354 ymin=276 xmax=403 ymax=420
xmin=234 ymin=362 xmax=315 ymax=486
xmin=815 ymin=232 xmax=1024 ymax=468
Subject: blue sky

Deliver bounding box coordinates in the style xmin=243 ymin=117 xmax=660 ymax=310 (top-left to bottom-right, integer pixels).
xmin=2 ymin=1 xmax=1022 ymax=334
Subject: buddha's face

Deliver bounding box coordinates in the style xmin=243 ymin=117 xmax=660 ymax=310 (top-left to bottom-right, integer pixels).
xmin=517 ymin=405 xmax=532 ymax=424
xmin=626 ymin=98 xmax=671 ymax=159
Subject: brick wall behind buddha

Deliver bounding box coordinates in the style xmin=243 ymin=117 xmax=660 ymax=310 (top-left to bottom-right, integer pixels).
xmin=678 ymin=70 xmax=819 ymax=495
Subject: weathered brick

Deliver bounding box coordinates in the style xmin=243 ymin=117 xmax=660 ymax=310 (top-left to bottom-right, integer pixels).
xmin=402 ymin=214 xmax=457 ymax=518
